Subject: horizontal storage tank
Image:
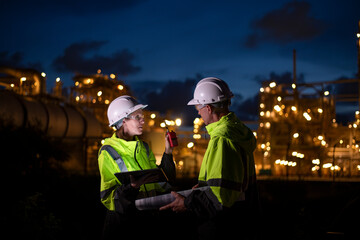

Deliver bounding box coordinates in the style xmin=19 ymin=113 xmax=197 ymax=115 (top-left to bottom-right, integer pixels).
xmin=0 ymin=90 xmax=102 ymax=138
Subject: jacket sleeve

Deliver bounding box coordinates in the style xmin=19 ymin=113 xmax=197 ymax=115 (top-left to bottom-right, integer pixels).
xmin=201 ymin=136 xmax=246 ymax=207
xmin=98 ymin=150 xmax=139 ymax=214
xmin=184 ymin=187 xmax=222 ymax=220
xmin=158 ymin=153 xmax=176 ymax=183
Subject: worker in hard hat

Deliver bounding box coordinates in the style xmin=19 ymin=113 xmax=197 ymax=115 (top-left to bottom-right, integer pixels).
xmin=160 ymin=77 xmax=260 ymax=240
xmin=98 ymin=95 xmax=175 ymax=239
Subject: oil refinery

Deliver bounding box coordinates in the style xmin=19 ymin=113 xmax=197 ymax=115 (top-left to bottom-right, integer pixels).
xmin=1 ymin=63 xmax=360 ymax=180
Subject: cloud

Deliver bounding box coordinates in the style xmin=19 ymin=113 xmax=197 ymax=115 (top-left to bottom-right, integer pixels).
xmin=245 ymin=1 xmax=326 ymax=48
xmin=131 ymin=75 xmax=202 ymax=126
xmin=0 ymin=51 xmax=24 ymax=67
xmin=52 ymin=41 xmax=141 ymax=76
xmin=0 ymin=51 xmax=43 ymax=70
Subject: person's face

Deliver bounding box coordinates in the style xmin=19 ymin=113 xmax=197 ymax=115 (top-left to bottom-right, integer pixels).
xmin=195 ymin=104 xmax=211 ymax=125
xmin=123 ymin=109 xmax=145 ymax=136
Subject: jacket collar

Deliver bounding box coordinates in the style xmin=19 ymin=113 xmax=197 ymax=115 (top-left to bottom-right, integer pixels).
xmin=205 ymin=112 xmax=234 ymax=136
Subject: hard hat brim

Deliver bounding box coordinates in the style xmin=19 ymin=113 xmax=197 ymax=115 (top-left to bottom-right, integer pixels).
xmin=108 ymin=104 xmax=148 ymax=127
xmin=187 ymin=98 xmax=199 ymax=105
xmin=129 ymin=104 xmax=148 ymax=114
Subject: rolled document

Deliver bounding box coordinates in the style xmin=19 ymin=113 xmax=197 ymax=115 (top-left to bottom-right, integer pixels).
xmin=135 ymin=186 xmax=210 ymax=210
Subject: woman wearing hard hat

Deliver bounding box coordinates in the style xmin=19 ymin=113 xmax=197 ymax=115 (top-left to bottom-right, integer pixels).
xmin=98 ymin=95 xmax=175 ymax=239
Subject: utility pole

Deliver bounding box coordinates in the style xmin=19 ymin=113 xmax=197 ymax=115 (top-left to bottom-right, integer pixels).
xmin=293 ymin=49 xmax=297 ymax=85
xmin=293 ymin=49 xmax=299 ymax=103
xmin=357 ymin=20 xmax=360 ymax=78
xmin=357 ymin=20 xmax=360 ymax=109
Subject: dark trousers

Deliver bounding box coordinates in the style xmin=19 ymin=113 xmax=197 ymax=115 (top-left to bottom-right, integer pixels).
xmin=102 ymin=209 xmax=197 ymax=240
xmin=197 ymin=201 xmax=259 ymax=240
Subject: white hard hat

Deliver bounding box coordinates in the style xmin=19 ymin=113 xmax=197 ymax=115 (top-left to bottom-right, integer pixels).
xmin=107 ymin=95 xmax=147 ymax=127
xmin=187 ymin=77 xmax=233 ymax=105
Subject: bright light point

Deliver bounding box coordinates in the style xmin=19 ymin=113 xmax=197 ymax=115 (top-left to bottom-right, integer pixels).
xmin=175 ymin=118 xmax=182 ymax=126
xmin=269 ymin=82 xmax=276 ymax=88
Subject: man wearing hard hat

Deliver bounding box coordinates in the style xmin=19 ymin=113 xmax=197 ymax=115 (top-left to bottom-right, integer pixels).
xmin=98 ymin=95 xmax=175 ymax=239
xmin=160 ymin=77 xmax=260 ymax=240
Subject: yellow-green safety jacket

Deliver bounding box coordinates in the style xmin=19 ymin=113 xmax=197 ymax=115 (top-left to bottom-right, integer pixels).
xmin=98 ymin=133 xmax=168 ymax=212
xmin=198 ymin=112 xmax=257 ymax=208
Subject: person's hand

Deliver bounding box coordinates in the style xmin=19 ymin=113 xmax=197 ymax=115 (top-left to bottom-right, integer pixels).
xmin=159 ymin=191 xmax=187 ymax=213
xmin=130 ymin=173 xmax=159 ymax=189
xmin=164 ymin=132 xmax=173 ymax=154
xmin=192 ymin=183 xmax=199 ymax=189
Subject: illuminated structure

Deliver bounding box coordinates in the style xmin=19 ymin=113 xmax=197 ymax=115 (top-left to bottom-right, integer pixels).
xmin=70 ymin=70 xmax=132 ymax=134
xmin=255 ymin=80 xmax=360 ymax=178
xmin=0 ymin=67 xmax=102 ymax=174
xmin=0 ymin=66 xmax=47 ymax=95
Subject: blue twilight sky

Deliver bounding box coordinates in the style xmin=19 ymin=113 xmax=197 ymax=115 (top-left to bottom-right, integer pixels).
xmin=0 ymin=0 xmax=359 ymax=103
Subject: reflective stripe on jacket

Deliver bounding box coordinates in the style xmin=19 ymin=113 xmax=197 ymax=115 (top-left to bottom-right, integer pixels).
xmin=198 ymin=112 xmax=257 ymax=208
xmin=98 ymin=133 xmax=165 ymax=211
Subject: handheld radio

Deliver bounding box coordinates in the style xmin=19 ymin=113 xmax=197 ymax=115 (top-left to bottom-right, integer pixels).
xmin=166 ymin=127 xmax=178 ymax=147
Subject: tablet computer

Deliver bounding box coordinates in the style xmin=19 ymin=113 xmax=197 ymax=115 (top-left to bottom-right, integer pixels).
xmin=114 ymin=168 xmax=168 ymax=185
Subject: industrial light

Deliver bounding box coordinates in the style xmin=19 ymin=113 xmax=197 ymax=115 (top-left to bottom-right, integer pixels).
xmin=175 ymin=118 xmax=182 ymax=126
xmin=323 ymin=163 xmax=332 ymax=168
xmin=303 ymin=112 xmax=311 ymax=121
xmin=274 ymin=105 xmax=281 ymax=112
xmin=193 ymin=134 xmax=201 ymax=139
xmin=269 ymin=82 xmax=276 ymax=88
xmin=312 ymin=159 xmax=320 ymax=165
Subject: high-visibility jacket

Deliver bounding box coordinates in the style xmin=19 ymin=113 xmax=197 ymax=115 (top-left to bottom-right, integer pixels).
xmin=198 ymin=112 xmax=257 ymax=208
xmin=98 ymin=133 xmax=167 ymax=212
